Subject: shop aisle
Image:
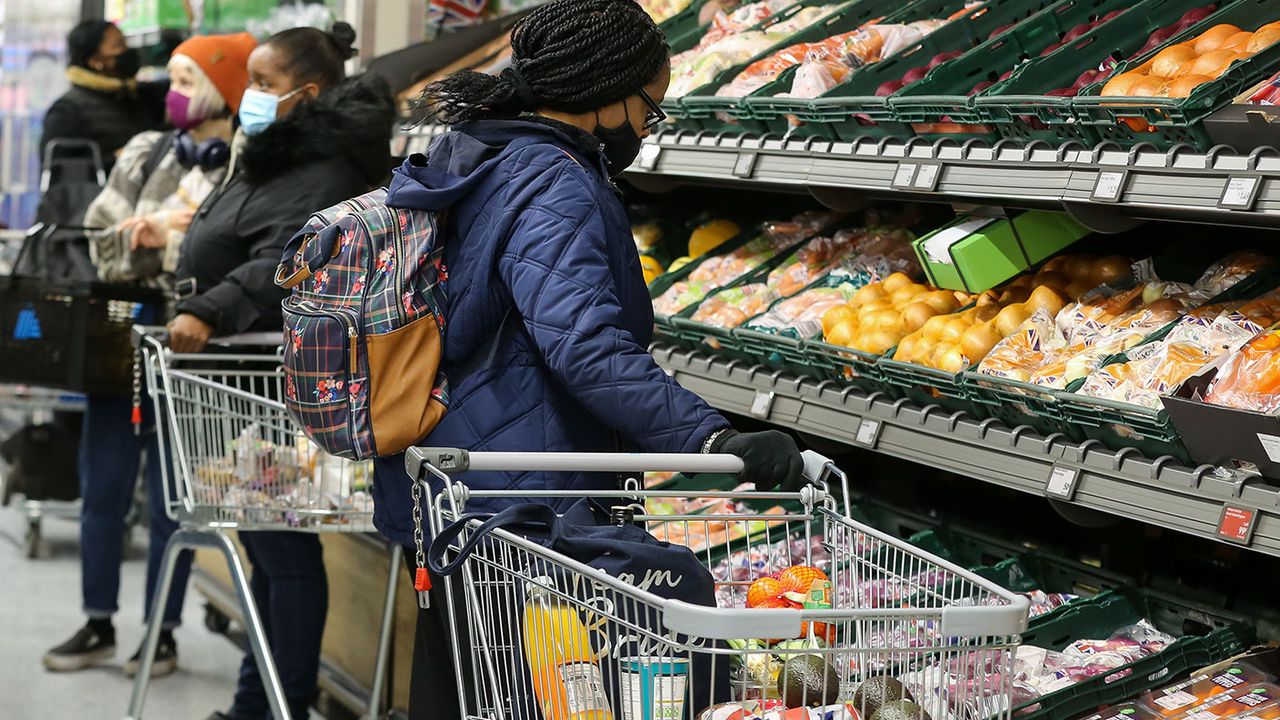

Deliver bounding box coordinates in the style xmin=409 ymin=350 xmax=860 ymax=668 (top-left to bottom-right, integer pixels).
xmin=0 ymin=503 xmax=243 ymax=719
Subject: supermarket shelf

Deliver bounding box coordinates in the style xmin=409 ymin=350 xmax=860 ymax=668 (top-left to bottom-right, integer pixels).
xmin=651 ymin=344 xmax=1280 ymax=558
xmin=625 ymin=131 xmax=1280 ymax=230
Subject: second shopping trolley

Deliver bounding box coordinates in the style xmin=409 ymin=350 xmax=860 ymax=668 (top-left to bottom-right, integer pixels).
xmin=407 ymin=447 xmax=1031 ymax=720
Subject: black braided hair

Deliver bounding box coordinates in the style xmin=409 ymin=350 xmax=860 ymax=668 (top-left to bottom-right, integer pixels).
xmin=423 ymin=0 xmax=669 ymax=125
xmin=266 ymin=22 xmax=359 ymax=91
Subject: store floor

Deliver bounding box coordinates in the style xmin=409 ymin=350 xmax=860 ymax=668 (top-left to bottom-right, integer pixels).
xmin=0 ymin=502 xmax=246 ymax=719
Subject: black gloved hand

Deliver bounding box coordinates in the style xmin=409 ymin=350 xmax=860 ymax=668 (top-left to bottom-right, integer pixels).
xmin=709 ymin=429 xmax=805 ymax=492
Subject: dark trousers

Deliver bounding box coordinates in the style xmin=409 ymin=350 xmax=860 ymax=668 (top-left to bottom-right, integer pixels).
xmin=229 ymin=531 xmax=328 ymax=720
xmin=80 ymin=394 xmax=191 ymax=627
xmin=402 ymin=551 xmax=473 ymax=720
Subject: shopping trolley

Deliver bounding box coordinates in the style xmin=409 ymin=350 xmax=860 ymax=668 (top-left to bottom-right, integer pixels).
xmin=406 ymin=447 xmax=1031 ymax=720
xmin=126 ymin=327 xmax=399 ymax=720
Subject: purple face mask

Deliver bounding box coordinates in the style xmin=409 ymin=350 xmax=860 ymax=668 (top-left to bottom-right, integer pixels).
xmin=166 ymin=90 xmax=203 ymax=131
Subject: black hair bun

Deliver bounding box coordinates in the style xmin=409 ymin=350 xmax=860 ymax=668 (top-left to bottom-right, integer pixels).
xmin=328 ymin=21 xmax=358 ymax=59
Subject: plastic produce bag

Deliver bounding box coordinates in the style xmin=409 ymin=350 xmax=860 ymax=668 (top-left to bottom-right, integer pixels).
xmin=776 ymin=20 xmax=949 ymax=99
xmin=1205 ymin=326 xmax=1280 ymax=413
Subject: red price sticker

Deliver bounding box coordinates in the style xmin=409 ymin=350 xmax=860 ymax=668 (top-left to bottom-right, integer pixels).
xmin=1216 ymin=505 xmax=1258 ymax=545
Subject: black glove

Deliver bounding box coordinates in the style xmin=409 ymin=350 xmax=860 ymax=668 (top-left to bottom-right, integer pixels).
xmin=709 ymin=429 xmax=805 ymax=492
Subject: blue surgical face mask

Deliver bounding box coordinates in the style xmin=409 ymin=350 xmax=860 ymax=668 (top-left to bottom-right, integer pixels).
xmin=238 ymin=86 xmax=305 ymax=136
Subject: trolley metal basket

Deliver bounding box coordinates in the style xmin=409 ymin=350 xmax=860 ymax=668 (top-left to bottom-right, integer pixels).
xmin=406 ymin=448 xmax=1031 ymax=720
xmin=126 ymin=327 xmax=399 ymax=720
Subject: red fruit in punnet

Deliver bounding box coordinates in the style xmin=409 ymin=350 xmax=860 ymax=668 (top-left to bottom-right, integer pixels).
xmin=876 ymin=79 xmax=907 ymax=96
xmin=1040 ymin=41 xmax=1063 ymax=57
xmin=929 ymin=50 xmax=963 ymax=69
xmin=1101 ymin=9 xmax=1125 ymax=22
xmin=902 ymin=66 xmax=929 ymax=84
xmin=1178 ymin=5 xmax=1215 ymax=27
xmin=1062 ymin=23 xmax=1091 ymax=42
xmin=969 ymin=80 xmax=995 ymax=95
xmin=999 ymin=69 xmax=1014 ymax=80
xmin=988 ymin=23 xmax=1014 ymax=40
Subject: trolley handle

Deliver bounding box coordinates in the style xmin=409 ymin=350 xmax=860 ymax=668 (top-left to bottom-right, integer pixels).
xmin=132 ymin=324 xmax=283 ymax=351
xmin=405 ymin=447 xmax=842 ymax=494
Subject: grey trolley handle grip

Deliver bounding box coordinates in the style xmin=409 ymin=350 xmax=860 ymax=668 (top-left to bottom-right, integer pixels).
xmin=404 ymin=448 xmax=842 ymax=499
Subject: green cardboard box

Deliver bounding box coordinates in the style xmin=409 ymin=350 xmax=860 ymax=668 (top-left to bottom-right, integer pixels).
xmin=914 ymin=211 xmax=1090 ymax=293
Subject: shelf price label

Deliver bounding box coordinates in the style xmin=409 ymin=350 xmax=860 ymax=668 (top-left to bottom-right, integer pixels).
xmin=1218 ymin=175 xmax=1262 ymax=211
xmin=854 ymin=418 xmax=882 ymax=449
xmin=1045 ymin=463 xmax=1081 ymax=501
xmin=913 ymin=162 xmax=942 ymax=191
xmin=733 ymin=152 xmax=759 ymax=179
xmin=892 ymin=162 xmax=919 ymax=190
xmin=1216 ymin=504 xmax=1258 ymax=546
xmin=1091 ymin=170 xmax=1128 ymax=203
xmin=638 ymin=143 xmax=662 ymax=171
xmin=750 ymin=390 xmax=775 ymax=419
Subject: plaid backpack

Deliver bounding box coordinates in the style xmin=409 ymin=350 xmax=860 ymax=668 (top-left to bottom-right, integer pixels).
xmin=275 ymin=188 xmax=449 ymax=460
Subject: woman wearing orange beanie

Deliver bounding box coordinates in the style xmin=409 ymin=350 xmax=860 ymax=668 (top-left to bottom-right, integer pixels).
xmin=41 ymin=33 xmax=256 ymax=680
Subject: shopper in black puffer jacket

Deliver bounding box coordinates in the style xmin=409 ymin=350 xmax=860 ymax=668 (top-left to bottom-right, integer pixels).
xmin=168 ymin=23 xmax=395 ymax=720
xmin=42 ymin=20 xmax=167 ymax=174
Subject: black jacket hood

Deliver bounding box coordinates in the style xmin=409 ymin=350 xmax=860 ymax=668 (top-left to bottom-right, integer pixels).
xmin=241 ymin=72 xmax=395 ymax=185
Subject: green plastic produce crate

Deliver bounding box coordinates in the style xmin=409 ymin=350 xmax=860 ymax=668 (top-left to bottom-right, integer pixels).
xmin=801 ymin=337 xmax=903 ymax=397
xmin=889 ymin=0 xmax=1141 ymax=142
xmin=1073 ymin=0 xmax=1280 ymax=150
xmin=753 ymin=0 xmax=1059 ymax=140
xmin=974 ymin=0 xmax=1227 ymax=145
xmin=966 ymin=371 xmax=1087 ymax=441
xmin=877 ymin=353 xmax=989 ymax=418
xmin=697 ymin=0 xmax=995 ymax=136
xmin=665 ymin=0 xmax=855 ymax=132
xmin=1013 ymin=587 xmax=1255 ymax=720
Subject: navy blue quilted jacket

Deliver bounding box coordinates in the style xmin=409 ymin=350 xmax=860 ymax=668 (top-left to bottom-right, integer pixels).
xmin=371 ymin=119 xmax=729 ymax=546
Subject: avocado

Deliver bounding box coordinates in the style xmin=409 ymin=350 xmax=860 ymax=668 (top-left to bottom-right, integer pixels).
xmin=853 ymin=675 xmax=915 ymax=718
xmin=777 ymin=654 xmax=840 ymax=708
xmin=871 ymin=699 xmax=932 ymax=720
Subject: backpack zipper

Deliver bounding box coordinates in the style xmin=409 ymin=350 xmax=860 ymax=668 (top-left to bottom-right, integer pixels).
xmin=390 ymin=206 xmax=406 ymax=325
xmin=286 ymin=302 xmax=359 ymax=370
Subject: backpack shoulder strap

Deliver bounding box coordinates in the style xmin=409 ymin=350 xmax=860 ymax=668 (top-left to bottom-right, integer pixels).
xmin=140 ymin=130 xmax=177 ymax=187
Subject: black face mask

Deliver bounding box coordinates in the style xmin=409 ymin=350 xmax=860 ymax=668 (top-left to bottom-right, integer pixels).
xmin=592 ymin=107 xmax=642 ymax=177
xmin=105 ymin=48 xmax=141 ymax=79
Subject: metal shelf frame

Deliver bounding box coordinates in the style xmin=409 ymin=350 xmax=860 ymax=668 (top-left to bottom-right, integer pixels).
xmin=652 ymin=345 xmax=1280 ymax=558
xmin=624 ymin=130 xmax=1280 ymax=230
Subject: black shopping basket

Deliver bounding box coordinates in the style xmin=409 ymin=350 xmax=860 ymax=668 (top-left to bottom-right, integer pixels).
xmin=0 ymin=224 xmax=164 ymax=394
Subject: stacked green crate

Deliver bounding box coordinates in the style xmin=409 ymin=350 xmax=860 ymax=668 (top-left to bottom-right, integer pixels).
xmin=973 ymin=0 xmax=1229 ymax=145
xmin=749 ymin=0 xmax=1057 ymax=140
xmin=889 ymin=0 xmax=1141 ymax=142
xmin=684 ymin=0 xmax=989 ymax=136
xmin=665 ymin=0 xmax=856 ymax=131
xmin=1073 ymin=0 xmax=1280 ymax=150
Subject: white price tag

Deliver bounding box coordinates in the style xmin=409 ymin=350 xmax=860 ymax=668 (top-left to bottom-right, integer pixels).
xmin=1219 ymin=176 xmax=1261 ymax=210
xmin=750 ymin=390 xmax=775 ymax=419
xmin=855 ymin=418 xmax=882 ymax=448
xmin=892 ymin=162 xmax=918 ymax=189
xmin=733 ymin=152 xmax=759 ymax=178
xmin=638 ymin=143 xmax=662 ymax=171
xmin=914 ymin=162 xmax=942 ymax=191
xmin=1092 ymin=170 xmax=1127 ymax=203
xmin=1045 ymin=464 xmax=1081 ymax=500
xmin=1256 ymin=433 xmax=1280 ymax=463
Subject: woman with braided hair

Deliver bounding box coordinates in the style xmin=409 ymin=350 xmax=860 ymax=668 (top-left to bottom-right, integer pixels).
xmin=377 ymin=0 xmax=805 ymax=715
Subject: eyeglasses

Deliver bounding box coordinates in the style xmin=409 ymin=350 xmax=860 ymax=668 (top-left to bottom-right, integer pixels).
xmin=638 ymin=88 xmax=668 ymax=131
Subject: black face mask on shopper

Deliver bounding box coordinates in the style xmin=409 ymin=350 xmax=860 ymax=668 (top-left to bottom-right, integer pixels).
xmin=592 ymin=109 xmax=643 ymax=177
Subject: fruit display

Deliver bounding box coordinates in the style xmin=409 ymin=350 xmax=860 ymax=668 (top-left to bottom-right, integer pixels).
xmin=640 ymin=0 xmax=696 ymax=24
xmin=1010 ymin=621 xmax=1178 ymax=702
xmin=652 ymin=211 xmax=837 ymax=317
xmin=1030 ymin=5 xmax=1219 ymax=99
xmin=716 ymin=16 xmax=953 ymax=100
xmin=1079 ymin=289 xmax=1280 ymax=409
xmin=690 ymin=226 xmax=917 ymax=330
xmin=667 ymin=0 xmax=838 ymax=98
xmin=958 ymin=8 xmax=1137 ymax=97
xmin=1204 ymin=325 xmax=1280 ymax=413
xmin=819 ymin=272 xmax=966 ymax=356
xmin=978 ymin=252 xmax=1269 ymax=388
xmin=1100 ymin=17 xmax=1280 ymax=100
xmin=1247 ymin=66 xmax=1280 ymax=103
